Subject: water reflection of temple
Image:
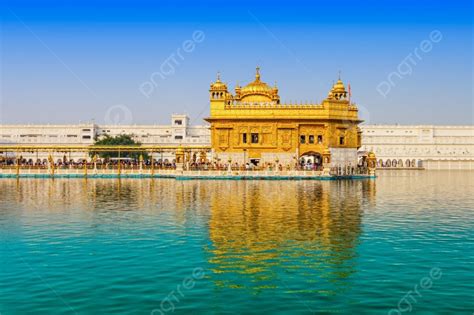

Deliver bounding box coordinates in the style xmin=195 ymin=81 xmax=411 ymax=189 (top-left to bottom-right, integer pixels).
xmin=205 ymin=180 xmax=376 ymax=294
xmin=0 ymin=178 xmax=376 ymax=296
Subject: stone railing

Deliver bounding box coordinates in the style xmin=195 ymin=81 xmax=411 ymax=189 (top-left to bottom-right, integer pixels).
xmin=225 ymin=101 xmax=323 ymax=109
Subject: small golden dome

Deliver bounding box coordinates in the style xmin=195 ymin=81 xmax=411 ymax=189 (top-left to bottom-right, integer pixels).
xmin=333 ymin=79 xmax=346 ymax=93
xmin=327 ymin=88 xmax=335 ymax=99
xmin=210 ymin=72 xmax=227 ymax=90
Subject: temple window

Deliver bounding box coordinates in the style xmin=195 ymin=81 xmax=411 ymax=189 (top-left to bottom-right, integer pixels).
xmin=251 ymin=133 xmax=259 ymax=144
xmin=309 ymin=135 xmax=314 ymax=144
xmin=339 ymin=136 xmax=345 ymax=145
xmin=300 ymin=135 xmax=306 ymax=144
xmin=242 ymin=133 xmax=247 ymax=144
xmin=317 ymin=135 xmax=323 ymax=144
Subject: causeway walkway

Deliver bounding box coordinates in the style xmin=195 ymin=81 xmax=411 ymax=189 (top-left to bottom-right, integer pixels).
xmin=0 ymin=169 xmax=375 ymax=180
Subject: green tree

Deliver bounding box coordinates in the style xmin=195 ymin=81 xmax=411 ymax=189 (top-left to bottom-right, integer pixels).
xmin=90 ymin=134 xmax=149 ymax=160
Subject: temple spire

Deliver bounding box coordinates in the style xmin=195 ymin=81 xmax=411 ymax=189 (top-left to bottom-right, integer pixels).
xmin=255 ymin=66 xmax=261 ymax=82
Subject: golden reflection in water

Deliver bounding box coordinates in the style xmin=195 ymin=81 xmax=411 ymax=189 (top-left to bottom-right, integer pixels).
xmin=204 ymin=180 xmax=376 ymax=293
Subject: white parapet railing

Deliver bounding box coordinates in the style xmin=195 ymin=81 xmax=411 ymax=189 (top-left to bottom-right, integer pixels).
xmin=0 ymin=166 xmax=378 ymax=179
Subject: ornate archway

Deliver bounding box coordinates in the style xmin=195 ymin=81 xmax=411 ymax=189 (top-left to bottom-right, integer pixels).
xmin=405 ymin=159 xmax=411 ymax=167
xmin=299 ymin=151 xmax=322 ymax=169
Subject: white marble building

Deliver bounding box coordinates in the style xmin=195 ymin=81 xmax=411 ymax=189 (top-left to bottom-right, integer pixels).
xmin=95 ymin=114 xmax=209 ymax=146
xmin=1 ymin=116 xmax=473 ymax=169
xmin=360 ymin=125 xmax=474 ymax=170
xmin=0 ymin=114 xmax=210 ymax=162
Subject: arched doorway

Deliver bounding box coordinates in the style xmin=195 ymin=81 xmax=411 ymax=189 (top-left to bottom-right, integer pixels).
xmin=299 ymin=151 xmax=322 ymax=170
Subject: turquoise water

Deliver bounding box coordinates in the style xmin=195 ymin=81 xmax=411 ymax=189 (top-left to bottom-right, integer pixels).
xmin=0 ymin=171 xmax=473 ymax=314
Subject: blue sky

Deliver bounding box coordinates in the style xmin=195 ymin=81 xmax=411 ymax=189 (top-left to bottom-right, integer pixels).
xmin=1 ymin=0 xmax=472 ymax=125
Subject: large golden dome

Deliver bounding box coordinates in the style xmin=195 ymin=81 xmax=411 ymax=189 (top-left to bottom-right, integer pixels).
xmin=239 ymin=67 xmax=279 ymax=103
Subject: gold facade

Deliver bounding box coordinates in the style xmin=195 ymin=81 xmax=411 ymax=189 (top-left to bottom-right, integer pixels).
xmin=205 ymin=68 xmax=362 ymax=165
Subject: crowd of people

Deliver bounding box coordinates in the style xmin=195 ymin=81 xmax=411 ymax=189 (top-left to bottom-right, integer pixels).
xmin=0 ymin=158 xmax=176 ymax=169
xmin=1 ymin=157 xmax=369 ymax=175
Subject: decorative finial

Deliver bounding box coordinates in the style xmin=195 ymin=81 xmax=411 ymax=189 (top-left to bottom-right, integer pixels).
xmin=217 ymin=71 xmax=221 ymax=81
xmin=255 ymin=66 xmax=260 ymax=81
xmin=338 ymin=70 xmax=341 ymax=80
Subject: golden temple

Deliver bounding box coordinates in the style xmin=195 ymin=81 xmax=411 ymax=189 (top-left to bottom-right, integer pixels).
xmin=205 ymin=67 xmax=362 ymax=168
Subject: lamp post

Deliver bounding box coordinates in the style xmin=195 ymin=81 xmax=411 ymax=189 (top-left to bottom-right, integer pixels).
xmin=175 ymin=146 xmax=184 ymax=171
xmin=227 ymin=158 xmax=232 ymax=172
xmin=160 ymin=150 xmax=163 ymax=169
xmin=322 ymin=149 xmax=331 ymax=176
xmin=48 ymin=152 xmax=55 ymax=177
xmin=367 ymin=152 xmax=377 ymax=177
xmin=117 ymin=149 xmax=121 ymax=177
xmin=151 ymin=150 xmax=155 ymax=176
xmin=83 ymin=152 xmax=88 ymax=178
xmin=93 ymin=154 xmax=98 ymax=175
xmin=16 ymin=151 xmax=20 ymax=178
xmin=139 ymin=154 xmax=144 ymax=174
